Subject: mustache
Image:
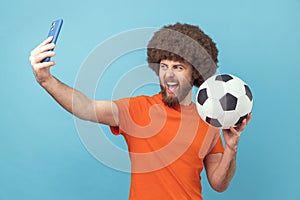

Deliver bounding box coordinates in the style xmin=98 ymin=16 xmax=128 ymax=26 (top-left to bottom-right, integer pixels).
xmin=163 ymin=79 xmax=179 ymax=84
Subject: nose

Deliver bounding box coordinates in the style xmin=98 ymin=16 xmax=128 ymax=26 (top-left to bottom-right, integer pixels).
xmin=165 ymin=68 xmax=175 ymax=78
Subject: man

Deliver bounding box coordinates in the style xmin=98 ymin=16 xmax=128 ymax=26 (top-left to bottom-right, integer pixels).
xmin=29 ymin=23 xmax=251 ymax=199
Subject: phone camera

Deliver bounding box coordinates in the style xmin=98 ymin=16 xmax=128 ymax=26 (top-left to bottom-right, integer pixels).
xmin=50 ymin=22 xmax=55 ymax=31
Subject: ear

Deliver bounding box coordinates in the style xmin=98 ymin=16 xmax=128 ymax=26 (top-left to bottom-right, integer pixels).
xmin=192 ymin=68 xmax=200 ymax=79
xmin=192 ymin=69 xmax=205 ymax=87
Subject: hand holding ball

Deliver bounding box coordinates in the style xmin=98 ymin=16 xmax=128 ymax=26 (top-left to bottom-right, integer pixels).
xmin=196 ymin=74 xmax=253 ymax=129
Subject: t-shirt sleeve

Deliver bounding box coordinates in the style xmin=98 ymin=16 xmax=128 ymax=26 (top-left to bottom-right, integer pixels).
xmin=208 ymin=135 xmax=224 ymax=154
xmin=109 ymin=96 xmax=143 ymax=136
xmin=109 ymin=97 xmax=130 ymax=135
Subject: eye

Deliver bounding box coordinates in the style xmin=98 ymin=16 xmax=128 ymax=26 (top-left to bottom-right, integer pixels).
xmin=160 ymin=64 xmax=168 ymax=70
xmin=173 ymin=65 xmax=184 ymax=71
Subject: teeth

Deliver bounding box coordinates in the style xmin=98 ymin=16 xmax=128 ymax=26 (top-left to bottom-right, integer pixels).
xmin=167 ymin=82 xmax=178 ymax=86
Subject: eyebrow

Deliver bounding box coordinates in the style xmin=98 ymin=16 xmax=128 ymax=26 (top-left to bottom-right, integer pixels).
xmin=160 ymin=63 xmax=185 ymax=68
xmin=173 ymin=64 xmax=185 ymax=68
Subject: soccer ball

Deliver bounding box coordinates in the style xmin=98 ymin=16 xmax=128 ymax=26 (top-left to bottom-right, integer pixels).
xmin=196 ymin=74 xmax=253 ymax=129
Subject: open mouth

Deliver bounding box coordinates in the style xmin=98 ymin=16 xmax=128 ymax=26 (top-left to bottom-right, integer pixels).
xmin=166 ymin=82 xmax=179 ymax=94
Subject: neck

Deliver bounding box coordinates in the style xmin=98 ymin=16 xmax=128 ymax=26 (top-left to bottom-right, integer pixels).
xmin=179 ymin=90 xmax=192 ymax=106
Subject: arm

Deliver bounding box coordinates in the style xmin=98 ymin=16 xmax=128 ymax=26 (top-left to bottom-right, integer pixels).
xmin=203 ymin=114 xmax=252 ymax=192
xmin=203 ymin=148 xmax=236 ymax=192
xmin=29 ymin=36 xmax=119 ymax=126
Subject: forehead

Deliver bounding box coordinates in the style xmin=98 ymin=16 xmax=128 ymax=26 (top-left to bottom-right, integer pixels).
xmin=160 ymin=59 xmax=192 ymax=67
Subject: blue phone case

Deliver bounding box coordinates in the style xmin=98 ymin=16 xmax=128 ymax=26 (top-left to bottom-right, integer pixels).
xmin=42 ymin=19 xmax=63 ymax=62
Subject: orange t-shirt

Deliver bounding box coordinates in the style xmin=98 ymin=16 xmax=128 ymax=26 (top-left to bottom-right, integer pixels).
xmin=110 ymin=94 xmax=224 ymax=200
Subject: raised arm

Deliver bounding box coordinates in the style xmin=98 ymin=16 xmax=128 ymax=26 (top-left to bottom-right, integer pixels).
xmin=203 ymin=114 xmax=252 ymax=192
xmin=29 ymin=36 xmax=119 ymax=126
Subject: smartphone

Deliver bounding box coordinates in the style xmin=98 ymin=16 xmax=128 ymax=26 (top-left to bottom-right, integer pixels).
xmin=42 ymin=19 xmax=63 ymax=62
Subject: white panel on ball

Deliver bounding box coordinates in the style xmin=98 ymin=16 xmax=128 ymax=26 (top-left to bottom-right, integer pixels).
xmin=236 ymin=95 xmax=253 ymax=116
xmin=219 ymin=111 xmax=240 ymax=129
xmin=201 ymin=98 xmax=224 ymax=119
xmin=205 ymin=77 xmax=227 ymax=100
xmin=224 ymin=76 xmax=246 ymax=97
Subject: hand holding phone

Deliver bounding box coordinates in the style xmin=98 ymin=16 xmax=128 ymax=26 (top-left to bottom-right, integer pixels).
xmin=42 ymin=19 xmax=63 ymax=62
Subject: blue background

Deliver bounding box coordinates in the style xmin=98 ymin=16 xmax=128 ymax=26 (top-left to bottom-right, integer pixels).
xmin=1 ymin=0 xmax=300 ymax=199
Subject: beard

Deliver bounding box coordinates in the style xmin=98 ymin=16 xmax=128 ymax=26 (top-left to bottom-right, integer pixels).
xmin=160 ymin=85 xmax=180 ymax=108
xmin=160 ymin=79 xmax=193 ymax=108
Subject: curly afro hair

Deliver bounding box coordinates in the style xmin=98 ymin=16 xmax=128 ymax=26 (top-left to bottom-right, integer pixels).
xmin=147 ymin=23 xmax=219 ymax=87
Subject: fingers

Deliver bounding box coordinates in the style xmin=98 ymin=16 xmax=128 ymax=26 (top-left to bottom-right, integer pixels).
xmin=223 ymin=127 xmax=240 ymax=152
xmin=229 ymin=127 xmax=241 ymax=136
xmin=38 ymin=36 xmax=54 ymax=49
xmin=29 ymin=39 xmax=57 ymax=68
xmin=33 ymin=60 xmax=56 ymax=70
xmin=29 ymin=37 xmax=58 ymax=84
xmin=233 ymin=112 xmax=252 ymax=133
xmin=36 ymin=43 xmax=56 ymax=56
xmin=240 ymin=117 xmax=247 ymax=130
xmin=246 ymin=112 xmax=252 ymax=125
xmin=30 ymin=50 xmax=56 ymax=64
xmin=30 ymin=36 xmax=53 ymax=55
xmin=30 ymin=43 xmax=56 ymax=63
xmin=223 ymin=113 xmax=252 ymax=152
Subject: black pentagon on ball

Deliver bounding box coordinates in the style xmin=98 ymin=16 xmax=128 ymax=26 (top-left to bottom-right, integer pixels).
xmin=215 ymin=74 xmax=233 ymax=82
xmin=244 ymin=84 xmax=253 ymax=101
xmin=219 ymin=93 xmax=238 ymax=111
xmin=234 ymin=114 xmax=248 ymax=126
xmin=197 ymin=88 xmax=208 ymax=106
xmin=206 ymin=117 xmax=222 ymax=128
